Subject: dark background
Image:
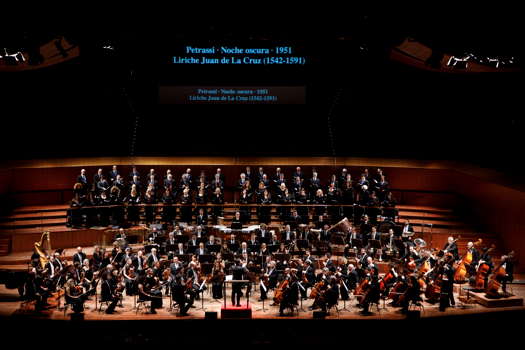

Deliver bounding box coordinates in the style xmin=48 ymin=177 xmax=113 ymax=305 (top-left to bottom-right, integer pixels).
xmin=0 ymin=13 xmax=523 ymax=176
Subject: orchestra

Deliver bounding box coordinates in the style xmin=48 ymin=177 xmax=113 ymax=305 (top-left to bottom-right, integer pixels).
xmin=20 ymin=165 xmax=518 ymax=318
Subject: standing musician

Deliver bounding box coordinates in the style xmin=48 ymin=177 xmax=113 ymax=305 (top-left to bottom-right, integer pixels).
xmin=210 ymin=260 xmax=225 ymax=299
xmin=443 ymin=236 xmax=459 ymax=260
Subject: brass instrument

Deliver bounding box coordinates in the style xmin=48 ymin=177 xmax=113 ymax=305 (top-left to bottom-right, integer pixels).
xmin=34 ymin=231 xmax=52 ymax=270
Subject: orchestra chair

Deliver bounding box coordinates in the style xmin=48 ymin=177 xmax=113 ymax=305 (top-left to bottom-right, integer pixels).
xmin=168 ymin=293 xmax=180 ymax=313
xmin=134 ymin=294 xmax=151 ymax=314
xmin=62 ymin=301 xmax=74 ymax=316
xmin=408 ymin=299 xmax=424 ymax=314
xmin=326 ymin=302 xmax=340 ymax=317
xmin=97 ymin=299 xmax=112 ymax=313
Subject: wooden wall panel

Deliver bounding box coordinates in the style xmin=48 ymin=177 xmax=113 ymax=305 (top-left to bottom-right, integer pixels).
xmin=452 ymin=172 xmax=525 ymax=273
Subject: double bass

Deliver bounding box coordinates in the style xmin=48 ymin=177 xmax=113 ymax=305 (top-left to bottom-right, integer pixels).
xmin=273 ymin=278 xmax=289 ymax=305
xmin=485 ymin=251 xmax=514 ymax=298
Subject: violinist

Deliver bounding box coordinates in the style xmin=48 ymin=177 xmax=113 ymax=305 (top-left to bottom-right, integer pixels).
xmin=399 ymin=274 xmax=423 ymax=314
xmin=122 ymin=260 xmax=137 ymax=296
xmin=138 ymin=269 xmax=163 ymax=314
xmin=101 ymin=271 xmax=120 ymax=314
xmin=210 ymin=260 xmax=225 ymax=299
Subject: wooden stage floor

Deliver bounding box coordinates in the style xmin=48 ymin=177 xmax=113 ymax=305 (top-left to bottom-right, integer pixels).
xmin=2 ymin=283 xmax=524 ymax=321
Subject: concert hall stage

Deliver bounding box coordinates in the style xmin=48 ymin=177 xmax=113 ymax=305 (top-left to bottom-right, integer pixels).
xmin=2 ymin=155 xmax=524 ymax=271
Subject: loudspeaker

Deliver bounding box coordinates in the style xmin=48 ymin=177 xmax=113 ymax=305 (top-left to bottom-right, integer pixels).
xmin=405 ymin=310 xmax=421 ymax=319
xmin=313 ymin=311 xmax=326 ymax=319
xmin=70 ymin=313 xmax=85 ymax=321
xmin=205 ymin=311 xmax=218 ymax=320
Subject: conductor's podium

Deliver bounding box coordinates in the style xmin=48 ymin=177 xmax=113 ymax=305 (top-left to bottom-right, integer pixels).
xmin=221 ymin=305 xmax=253 ymax=319
xmin=221 ymin=279 xmax=253 ymax=319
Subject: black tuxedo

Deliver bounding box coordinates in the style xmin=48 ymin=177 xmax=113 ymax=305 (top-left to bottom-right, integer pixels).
xmin=282 ymin=230 xmax=296 ymax=242
xmin=77 ymin=174 xmax=89 ymax=187
xmin=73 ymin=252 xmax=86 ymax=265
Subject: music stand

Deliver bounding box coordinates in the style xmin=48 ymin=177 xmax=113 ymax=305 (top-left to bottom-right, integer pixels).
xmin=330 ymin=235 xmax=345 ymax=245
xmin=394 ymin=238 xmax=405 ymax=255
xmin=351 ymin=238 xmax=363 ymax=250
xmin=273 ymin=253 xmax=290 ymax=263
xmin=256 ymin=280 xmax=268 ymax=312
xmin=222 ymin=253 xmax=234 ymax=262
xmin=248 ymin=244 xmax=260 ymax=254
xmin=268 ymin=244 xmax=279 ymax=253
xmin=223 ymin=279 xmax=251 ymax=308
xmin=296 ymin=239 xmax=309 ymax=250
xmin=177 ymin=254 xmax=192 ymax=263
xmin=207 ymin=244 xmax=221 ymax=254
xmin=175 ymin=236 xmax=189 ymax=244
xmin=165 ymin=244 xmax=177 ymax=254
xmin=227 ymin=243 xmax=240 ymax=252
xmin=144 ymin=244 xmax=159 ymax=254
xmin=198 ymin=254 xmax=215 ymax=264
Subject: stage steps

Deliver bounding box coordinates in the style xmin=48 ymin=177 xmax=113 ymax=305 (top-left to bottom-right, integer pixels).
xmin=0 ymin=237 xmax=11 ymax=256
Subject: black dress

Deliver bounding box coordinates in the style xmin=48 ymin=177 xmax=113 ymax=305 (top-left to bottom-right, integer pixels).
xmin=126 ymin=194 xmax=142 ymax=223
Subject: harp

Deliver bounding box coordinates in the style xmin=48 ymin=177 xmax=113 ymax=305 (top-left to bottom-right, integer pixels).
xmin=34 ymin=231 xmax=52 ymax=269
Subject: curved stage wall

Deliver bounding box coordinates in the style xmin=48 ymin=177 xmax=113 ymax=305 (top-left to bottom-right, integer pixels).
xmin=1 ymin=156 xmax=524 ymax=271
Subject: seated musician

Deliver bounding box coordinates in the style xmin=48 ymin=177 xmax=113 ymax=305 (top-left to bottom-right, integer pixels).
xmin=231 ymin=211 xmax=243 ymax=230
xmin=195 ymin=225 xmax=206 ymax=241
xmin=318 ymin=223 xmax=330 ymax=242
xmin=132 ymin=250 xmax=145 ymax=275
xmin=270 ymin=232 xmax=281 ymax=246
xmin=65 ymin=277 xmax=87 ymax=313
xmin=188 ymin=234 xmax=199 ymax=251
xmin=101 ymin=271 xmax=120 ymax=314
xmin=175 ymin=243 xmax=186 ymax=256
xmin=169 ymin=256 xmax=183 ymax=275
xmin=146 ymin=247 xmax=160 ymax=267
xmin=443 ymin=236 xmax=459 ymax=260
xmin=366 ymin=226 xmax=381 ymax=245
xmin=282 ymin=224 xmax=295 ymax=243
xmin=206 ymin=235 xmax=216 ymax=248
xmin=137 ymin=270 xmax=163 ymax=314
xmin=237 ymin=242 xmax=250 ymax=256
xmin=185 ymin=261 xmax=201 ymax=300
xmin=259 ymin=243 xmax=269 ymax=257
xmin=195 ymin=242 xmax=208 ymax=256
xmin=165 ymin=231 xmax=177 ymax=247
xmin=401 ymin=220 xmax=414 ymax=237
